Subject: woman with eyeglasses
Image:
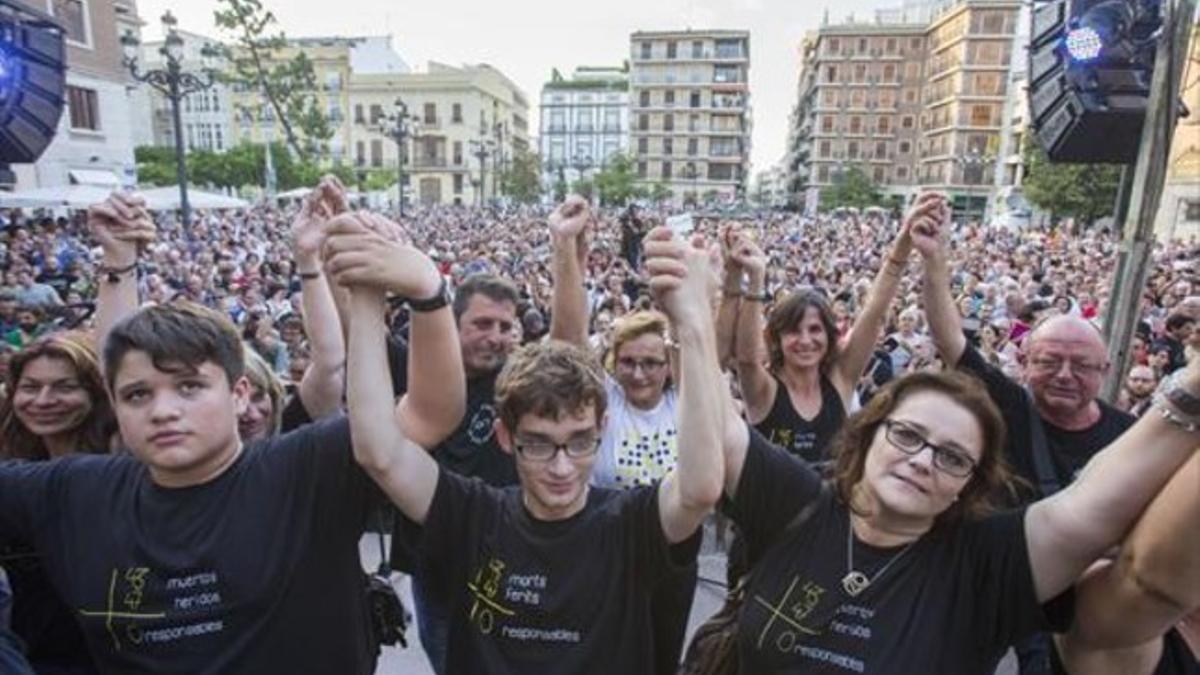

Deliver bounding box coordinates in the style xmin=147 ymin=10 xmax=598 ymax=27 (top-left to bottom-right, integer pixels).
xmin=715 ymin=360 xmax=1200 ymax=674
xmin=719 ymin=194 xmax=945 ymax=466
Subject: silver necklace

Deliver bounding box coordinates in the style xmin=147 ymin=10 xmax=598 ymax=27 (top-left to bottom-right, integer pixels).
xmin=842 ymin=514 xmax=917 ymax=597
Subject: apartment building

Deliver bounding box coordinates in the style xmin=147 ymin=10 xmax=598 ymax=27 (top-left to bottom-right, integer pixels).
xmin=916 ymin=0 xmax=1021 ymax=219
xmin=539 ymin=65 xmax=629 ymax=188
xmin=629 ymin=29 xmax=751 ymax=203
xmin=789 ymin=22 xmax=929 ymax=206
xmin=786 ymin=0 xmax=1021 ymax=220
xmin=228 ymin=36 xmax=408 ymax=165
xmin=349 ymin=62 xmax=530 ymax=206
xmin=12 ymin=0 xmax=143 ymax=189
xmin=1155 ymin=24 xmax=1200 ymax=240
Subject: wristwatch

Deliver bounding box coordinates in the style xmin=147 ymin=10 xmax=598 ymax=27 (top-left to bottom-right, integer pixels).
xmin=406 ymin=276 xmax=450 ymax=313
xmin=1162 ymin=369 xmax=1200 ymax=417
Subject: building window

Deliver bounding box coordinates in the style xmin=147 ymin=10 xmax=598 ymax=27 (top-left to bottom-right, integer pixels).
xmin=638 ymin=114 xmax=649 ymax=131
xmin=454 ymin=174 xmax=464 ymax=194
xmin=819 ymin=140 xmax=831 ymax=158
xmin=424 ymin=103 xmax=437 ymax=125
xmin=640 ymin=90 xmax=651 ymax=107
xmin=692 ymin=40 xmax=703 ymax=58
xmin=878 ymin=117 xmax=891 ymax=134
xmin=453 ymin=141 xmax=463 ymax=165
xmin=603 ymin=109 xmax=620 ymax=131
xmin=640 ymin=42 xmax=651 ymax=59
xmin=66 ymin=85 xmax=99 ymax=131
xmin=637 ymin=161 xmax=647 ymax=177
xmin=824 ymin=66 xmax=837 ymax=83
xmin=847 ymin=141 xmax=859 ymax=159
xmin=370 ymin=105 xmax=383 ymax=125
xmin=49 ymin=0 xmax=89 ymax=46
xmin=663 ymin=138 xmax=673 ymax=156
xmin=827 ymin=38 xmax=840 ymax=55
xmin=452 ymin=103 xmax=463 ymax=123
xmin=899 ymin=140 xmax=911 ymax=154
xmin=576 ymin=109 xmax=594 ymax=131
xmin=355 ymin=104 xmax=365 ymax=124
xmin=901 ymin=115 xmax=915 ymax=130
xmin=549 ymin=110 xmax=565 ymax=131
xmin=1185 ymin=200 xmax=1200 ymax=221
xmin=667 ymin=41 xmax=677 ymax=59
xmin=818 ymin=166 xmax=830 ymax=182
xmin=849 ymin=117 xmax=862 ymax=134
xmin=873 ymin=166 xmax=886 ymax=182
xmin=663 ymin=114 xmax=674 ymax=131
xmin=370 ymin=140 xmax=383 ymax=167
xmin=897 ymin=166 xmax=909 ymax=179
xmin=687 ymin=138 xmax=698 ymax=156
xmin=638 ymin=137 xmax=649 ymax=154
xmin=875 ymin=141 xmax=887 ymax=158
xmin=970 ymin=104 xmax=993 ymax=126
xmin=356 ymin=141 xmax=365 ymax=165
xmin=690 ymin=91 xmax=701 ymax=108
xmin=661 ymin=161 xmax=672 ymax=179
xmin=665 ymin=90 xmax=675 ymax=106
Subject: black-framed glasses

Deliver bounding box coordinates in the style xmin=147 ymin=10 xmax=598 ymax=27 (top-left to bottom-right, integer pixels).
xmin=513 ymin=436 xmax=600 ymax=462
xmin=883 ymin=420 xmax=976 ymax=478
xmin=615 ymin=357 xmax=668 ymax=375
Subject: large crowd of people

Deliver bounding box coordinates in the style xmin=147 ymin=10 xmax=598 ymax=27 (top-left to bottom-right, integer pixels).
xmin=0 ymin=180 xmax=1195 ymax=675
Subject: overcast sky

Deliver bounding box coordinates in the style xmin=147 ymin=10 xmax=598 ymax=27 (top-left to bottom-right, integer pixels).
xmin=134 ymin=0 xmax=894 ymax=174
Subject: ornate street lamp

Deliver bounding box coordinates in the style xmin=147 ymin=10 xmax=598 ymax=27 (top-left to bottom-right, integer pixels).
xmin=121 ymin=12 xmax=219 ymax=226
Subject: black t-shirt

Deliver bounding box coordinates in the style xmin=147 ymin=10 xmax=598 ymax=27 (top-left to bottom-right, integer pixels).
xmin=731 ymin=429 xmax=1071 ymax=674
xmin=1050 ymin=628 xmax=1200 ymax=675
xmin=753 ymin=374 xmax=847 ymax=465
xmin=417 ymin=469 xmax=700 ymax=674
xmin=957 ymin=345 xmax=1135 ymax=499
xmin=1 ymin=540 xmax=95 ymax=670
xmin=0 ymin=416 xmax=382 ymax=675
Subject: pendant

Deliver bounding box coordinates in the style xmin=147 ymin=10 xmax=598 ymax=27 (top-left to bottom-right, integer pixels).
xmin=842 ymin=571 xmax=870 ymax=597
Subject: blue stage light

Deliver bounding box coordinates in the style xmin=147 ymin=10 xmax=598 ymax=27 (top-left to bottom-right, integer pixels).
xmin=1065 ymin=26 xmax=1105 ymax=61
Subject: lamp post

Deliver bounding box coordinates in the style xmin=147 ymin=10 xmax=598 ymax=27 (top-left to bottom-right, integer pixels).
xmin=470 ymin=136 xmax=494 ymax=206
xmin=493 ymin=121 xmax=505 ymax=199
xmin=367 ymin=98 xmax=416 ymax=216
xmin=121 ymin=12 xmax=218 ymax=227
xmin=683 ymin=161 xmax=699 ymax=206
xmin=954 ymin=148 xmax=997 ymax=223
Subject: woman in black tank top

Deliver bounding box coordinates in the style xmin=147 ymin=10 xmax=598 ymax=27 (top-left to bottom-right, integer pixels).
xmin=719 ymin=199 xmax=933 ymax=465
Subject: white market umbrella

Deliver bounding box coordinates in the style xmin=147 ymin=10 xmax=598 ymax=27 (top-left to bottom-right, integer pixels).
xmin=0 ymin=184 xmax=115 ymax=209
xmin=140 ymin=187 xmax=249 ymax=211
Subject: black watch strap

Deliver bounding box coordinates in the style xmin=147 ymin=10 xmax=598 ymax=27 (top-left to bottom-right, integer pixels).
xmin=1166 ymin=381 xmax=1200 ymax=416
xmin=407 ymin=277 xmax=450 ymax=313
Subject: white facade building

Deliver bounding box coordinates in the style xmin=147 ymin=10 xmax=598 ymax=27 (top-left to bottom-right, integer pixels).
xmin=139 ymin=30 xmax=233 ymax=153
xmin=539 ymin=66 xmax=629 ymax=187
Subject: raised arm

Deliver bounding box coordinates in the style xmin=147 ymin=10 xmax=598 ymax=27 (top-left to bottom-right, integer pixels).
xmin=324 ymin=212 xmax=465 ymax=450
xmin=714 ymin=222 xmax=742 ymax=369
xmin=912 ymin=196 xmax=968 ymax=366
xmin=342 ymin=278 xmax=439 ymax=525
xmin=729 ymin=231 xmax=776 ymax=424
xmin=831 ymin=201 xmax=932 ymax=397
xmin=1056 ymin=450 xmax=1200 ymax=663
xmin=292 ymin=179 xmax=347 ymax=419
xmin=90 ymin=192 xmax=155 ymax=364
xmin=547 ymin=196 xmax=592 ymax=346
xmin=1025 ymin=365 xmax=1200 ymax=604
xmin=644 ymin=227 xmax=725 ymax=544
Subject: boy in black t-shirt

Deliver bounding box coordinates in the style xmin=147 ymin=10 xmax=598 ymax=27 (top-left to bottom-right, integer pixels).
xmin=0 ymin=193 xmax=466 ymax=673
xmin=341 ymin=209 xmax=727 ymax=674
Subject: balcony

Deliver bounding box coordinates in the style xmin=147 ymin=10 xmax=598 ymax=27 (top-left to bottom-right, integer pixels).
xmin=413 ymin=156 xmax=448 ymax=169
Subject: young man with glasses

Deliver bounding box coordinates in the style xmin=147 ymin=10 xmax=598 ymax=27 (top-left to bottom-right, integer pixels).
xmin=342 ymin=220 xmax=726 ymax=673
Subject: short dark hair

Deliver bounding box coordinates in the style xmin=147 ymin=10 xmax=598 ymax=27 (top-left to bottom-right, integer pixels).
xmin=1166 ymin=313 xmax=1195 ymax=332
xmin=453 ymin=274 xmax=520 ymax=323
xmin=104 ymin=301 xmax=245 ymax=392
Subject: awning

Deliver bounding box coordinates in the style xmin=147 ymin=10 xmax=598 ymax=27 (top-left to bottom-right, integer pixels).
xmin=68 ymin=169 xmax=121 ymax=187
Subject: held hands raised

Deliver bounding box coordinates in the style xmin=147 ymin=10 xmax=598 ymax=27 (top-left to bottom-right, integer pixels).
xmin=644 ymin=227 xmax=718 ymax=328
xmin=87 ymin=191 xmax=156 ymax=265
xmin=905 ymin=192 xmax=951 ymax=260
xmin=292 ymin=175 xmax=350 ymax=259
xmin=322 ymin=211 xmax=439 ymax=301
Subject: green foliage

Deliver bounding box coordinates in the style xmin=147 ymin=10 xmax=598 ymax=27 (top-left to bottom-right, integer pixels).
xmin=499 ymin=149 xmax=543 ymax=204
xmin=1022 ymin=142 xmax=1122 ymax=225
xmin=571 ymin=177 xmax=595 ymax=201
xmin=134 ymin=146 xmax=178 ymax=186
xmin=591 ymin=154 xmax=640 ymax=207
xmin=648 ymin=182 xmax=673 ymax=203
xmin=134 ymin=142 xmax=351 ymax=192
xmin=359 ymin=168 xmax=397 ymax=192
xmin=820 ymin=165 xmax=882 ymax=211
xmin=214 ymin=0 xmax=333 ymax=160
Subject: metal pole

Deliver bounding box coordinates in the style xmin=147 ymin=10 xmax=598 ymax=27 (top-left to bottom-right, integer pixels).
xmin=169 ymin=69 xmax=191 ymax=227
xmin=1099 ymin=0 xmax=1195 ymax=402
xmin=397 ymin=132 xmax=405 ymax=217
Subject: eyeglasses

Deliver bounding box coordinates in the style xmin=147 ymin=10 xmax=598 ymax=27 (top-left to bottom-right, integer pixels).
xmin=1028 ymin=356 xmax=1106 ymax=377
xmin=513 ymin=436 xmax=600 ymax=462
xmin=883 ymin=420 xmax=977 ymax=478
xmin=616 ymin=357 xmax=667 ymax=375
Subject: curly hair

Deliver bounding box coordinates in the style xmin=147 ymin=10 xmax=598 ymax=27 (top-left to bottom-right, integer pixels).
xmin=0 ymin=331 xmax=116 ymax=460
xmin=496 ymin=340 xmax=607 ymax=433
